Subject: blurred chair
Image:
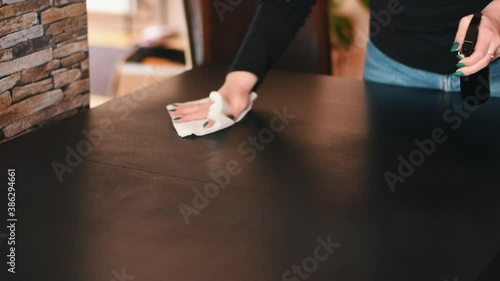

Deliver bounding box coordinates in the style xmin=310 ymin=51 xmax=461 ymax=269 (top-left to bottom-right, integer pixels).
xmin=183 ymin=0 xmax=332 ymax=75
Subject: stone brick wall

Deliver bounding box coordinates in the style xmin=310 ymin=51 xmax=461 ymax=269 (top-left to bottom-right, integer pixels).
xmin=0 ymin=0 xmax=89 ymax=142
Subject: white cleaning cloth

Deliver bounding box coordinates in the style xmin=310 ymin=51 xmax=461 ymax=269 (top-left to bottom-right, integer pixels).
xmin=166 ymin=91 xmax=258 ymax=137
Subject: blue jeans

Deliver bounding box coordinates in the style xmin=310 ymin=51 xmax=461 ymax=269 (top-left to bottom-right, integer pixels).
xmin=364 ymin=41 xmax=500 ymax=97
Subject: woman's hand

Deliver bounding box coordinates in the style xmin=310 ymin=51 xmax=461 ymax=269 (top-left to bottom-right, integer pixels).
xmin=453 ymin=1 xmax=500 ymax=76
xmin=170 ymin=71 xmax=258 ymax=128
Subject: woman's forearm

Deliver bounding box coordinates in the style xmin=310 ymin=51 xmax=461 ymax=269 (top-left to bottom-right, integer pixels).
xmin=227 ymin=0 xmax=317 ymax=90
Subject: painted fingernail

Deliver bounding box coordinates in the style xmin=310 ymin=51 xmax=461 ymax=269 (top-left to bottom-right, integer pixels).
xmin=228 ymin=115 xmax=235 ymax=120
xmin=169 ymin=109 xmax=176 ymax=112
xmin=450 ymin=42 xmax=460 ymax=52
xmin=173 ymin=117 xmax=182 ymax=121
xmin=456 ymin=62 xmax=466 ymax=68
xmin=203 ymin=121 xmax=209 ymax=127
xmin=456 ymin=54 xmax=464 ymax=60
xmin=453 ymin=71 xmax=464 ymax=77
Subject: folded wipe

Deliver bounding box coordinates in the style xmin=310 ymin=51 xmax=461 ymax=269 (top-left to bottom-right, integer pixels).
xmin=166 ymin=91 xmax=258 ymax=137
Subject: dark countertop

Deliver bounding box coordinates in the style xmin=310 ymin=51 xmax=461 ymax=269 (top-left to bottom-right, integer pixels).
xmin=1 ymin=64 xmax=499 ymax=281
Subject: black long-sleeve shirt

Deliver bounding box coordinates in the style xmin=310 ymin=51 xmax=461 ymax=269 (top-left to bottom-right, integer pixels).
xmin=228 ymin=0 xmax=492 ymax=88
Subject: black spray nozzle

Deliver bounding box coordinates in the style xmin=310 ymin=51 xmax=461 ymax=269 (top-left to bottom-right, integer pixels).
xmin=460 ymin=12 xmax=482 ymax=57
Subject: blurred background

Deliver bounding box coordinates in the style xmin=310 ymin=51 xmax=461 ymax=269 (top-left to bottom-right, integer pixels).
xmin=86 ymin=0 xmax=370 ymax=108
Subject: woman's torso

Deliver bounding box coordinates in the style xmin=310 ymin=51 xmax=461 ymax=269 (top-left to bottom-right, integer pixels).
xmin=370 ymin=0 xmax=492 ymax=74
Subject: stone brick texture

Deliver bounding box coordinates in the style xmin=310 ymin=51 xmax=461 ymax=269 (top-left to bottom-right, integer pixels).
xmin=0 ymin=0 xmax=89 ymax=142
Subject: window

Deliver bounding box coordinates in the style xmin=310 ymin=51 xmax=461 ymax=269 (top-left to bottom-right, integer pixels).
xmin=86 ymin=0 xmax=132 ymax=14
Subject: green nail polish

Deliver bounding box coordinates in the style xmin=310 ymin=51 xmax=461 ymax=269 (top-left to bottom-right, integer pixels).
xmin=169 ymin=109 xmax=176 ymax=112
xmin=203 ymin=121 xmax=209 ymax=127
xmin=228 ymin=115 xmax=235 ymax=120
xmin=456 ymin=62 xmax=466 ymax=68
xmin=453 ymin=71 xmax=464 ymax=77
xmin=450 ymin=42 xmax=460 ymax=52
xmin=456 ymin=54 xmax=464 ymax=60
xmin=173 ymin=117 xmax=182 ymax=121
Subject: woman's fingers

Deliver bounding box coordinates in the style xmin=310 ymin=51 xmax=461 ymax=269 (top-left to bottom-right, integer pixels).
xmin=174 ymin=104 xmax=211 ymax=123
xmin=203 ymin=119 xmax=216 ymax=129
xmin=170 ymin=100 xmax=213 ymax=116
xmin=170 ymin=82 xmax=253 ymax=129
xmin=457 ymin=40 xmax=497 ymax=76
xmin=453 ymin=14 xmax=474 ymax=51
xmin=171 ymin=99 xmax=241 ymax=127
xmin=203 ymin=104 xmax=241 ymax=129
xmin=203 ymin=91 xmax=251 ymax=129
xmin=453 ymin=14 xmax=500 ymax=76
xmin=458 ymin=18 xmax=493 ymax=70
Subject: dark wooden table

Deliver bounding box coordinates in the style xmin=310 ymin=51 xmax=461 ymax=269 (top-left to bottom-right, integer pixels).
xmin=1 ymin=64 xmax=500 ymax=281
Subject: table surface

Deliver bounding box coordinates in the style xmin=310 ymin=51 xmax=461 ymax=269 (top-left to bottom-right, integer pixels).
xmin=1 ymin=64 xmax=500 ymax=281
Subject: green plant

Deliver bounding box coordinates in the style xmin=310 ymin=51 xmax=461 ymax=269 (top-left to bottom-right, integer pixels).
xmin=359 ymin=0 xmax=369 ymax=9
xmin=329 ymin=0 xmax=369 ymax=49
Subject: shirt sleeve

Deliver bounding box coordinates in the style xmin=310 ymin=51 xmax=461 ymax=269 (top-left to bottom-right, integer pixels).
xmin=227 ymin=0 xmax=318 ymax=90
